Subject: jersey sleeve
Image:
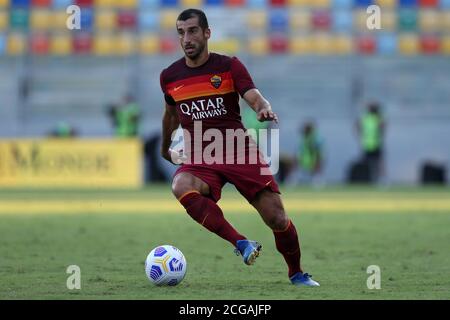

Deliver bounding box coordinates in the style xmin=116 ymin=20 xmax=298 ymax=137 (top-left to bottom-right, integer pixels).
xmin=230 ymin=57 xmax=256 ymax=97
xmin=160 ymin=69 xmax=176 ymax=106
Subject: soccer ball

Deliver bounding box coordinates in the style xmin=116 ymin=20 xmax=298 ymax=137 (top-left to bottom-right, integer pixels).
xmin=145 ymin=245 xmax=187 ymax=286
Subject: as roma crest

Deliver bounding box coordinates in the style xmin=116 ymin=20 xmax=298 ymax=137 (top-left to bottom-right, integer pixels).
xmin=210 ymin=75 xmax=222 ymax=89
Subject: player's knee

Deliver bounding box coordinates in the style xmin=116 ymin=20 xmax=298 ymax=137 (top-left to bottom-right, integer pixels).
xmin=171 ymin=175 xmax=194 ymax=200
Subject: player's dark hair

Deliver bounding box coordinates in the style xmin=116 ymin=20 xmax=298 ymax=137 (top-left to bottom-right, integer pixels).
xmin=177 ymin=8 xmax=209 ymax=30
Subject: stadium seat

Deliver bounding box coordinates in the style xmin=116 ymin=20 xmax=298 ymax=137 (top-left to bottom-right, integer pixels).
xmin=75 ymin=0 xmax=94 ymax=6
xmin=30 ymin=32 xmax=50 ymax=54
xmin=205 ymin=0 xmax=224 ymax=5
xmin=139 ymin=10 xmax=159 ymax=30
xmin=0 ymin=34 xmax=5 ymax=55
xmin=353 ymin=9 xmax=369 ymax=31
xmin=32 ymin=0 xmax=51 ymax=6
xmin=226 ymin=0 xmax=245 ymax=6
xmin=420 ymin=34 xmax=440 ymax=53
xmin=375 ymin=0 xmax=397 ymax=7
xmin=209 ymin=38 xmax=240 ymax=54
xmin=419 ymin=9 xmax=439 ymax=32
xmin=441 ymin=0 xmax=450 ymax=9
xmin=160 ymin=10 xmax=179 ymax=30
xmin=116 ymin=0 xmax=138 ymax=8
xmin=7 ymin=32 xmax=27 ymax=55
xmin=377 ymin=32 xmax=397 ymax=53
xmin=248 ymin=36 xmax=268 ymax=55
xmin=312 ymin=10 xmax=331 ymax=30
xmin=0 ymin=0 xmax=9 ymax=8
xmin=0 ymin=11 xmax=8 ymax=31
xmin=311 ymin=0 xmax=331 ymax=8
xmin=72 ymin=32 xmax=92 ymax=54
xmin=11 ymin=0 xmax=30 ymax=7
xmin=334 ymin=34 xmax=353 ymax=54
xmin=269 ymin=9 xmax=289 ymax=32
xmin=93 ymin=33 xmax=115 ymax=55
xmin=30 ymin=9 xmax=51 ymax=30
xmin=93 ymin=0 xmax=116 ymax=7
xmin=269 ymin=34 xmax=289 ymax=53
xmin=289 ymin=36 xmax=312 ymax=55
xmin=247 ymin=10 xmax=267 ymax=30
xmin=80 ymin=7 xmax=94 ymax=31
xmin=399 ymin=0 xmax=417 ymax=6
xmin=354 ymin=0 xmax=373 ymax=7
xmin=398 ymin=33 xmax=419 ymax=54
xmin=116 ymin=33 xmax=136 ymax=55
xmin=332 ymin=0 xmax=353 ymax=8
xmin=442 ymin=10 xmax=450 ymax=31
xmin=96 ymin=10 xmax=117 ymax=30
xmin=381 ymin=10 xmax=397 ymax=31
xmin=117 ymin=10 xmax=137 ymax=29
xmin=139 ymin=0 xmax=160 ymax=7
xmin=419 ymin=0 xmax=438 ymax=6
xmin=180 ymin=0 xmax=203 ymax=7
xmin=53 ymin=0 xmax=72 ymax=9
xmin=356 ymin=35 xmax=376 ymax=54
xmin=161 ymin=0 xmax=178 ymax=7
xmin=441 ymin=35 xmax=450 ymax=54
xmin=399 ymin=9 xmax=417 ymax=31
xmin=52 ymin=10 xmax=68 ymax=30
xmin=290 ymin=10 xmax=311 ymax=31
xmin=10 ymin=9 xmax=29 ymax=30
xmin=50 ymin=34 xmax=72 ymax=55
xmin=332 ymin=10 xmax=352 ymax=32
xmin=160 ymin=36 xmax=178 ymax=54
xmin=312 ymin=33 xmax=333 ymax=54
xmin=139 ymin=33 xmax=159 ymax=54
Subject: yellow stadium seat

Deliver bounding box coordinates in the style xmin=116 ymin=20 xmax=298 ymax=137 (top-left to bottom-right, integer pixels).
xmin=247 ymin=11 xmax=267 ymax=30
xmin=93 ymin=34 xmax=115 ymax=56
xmin=209 ymin=39 xmax=240 ymax=55
xmin=419 ymin=10 xmax=439 ymax=33
xmin=160 ymin=10 xmax=179 ymax=30
xmin=50 ymin=34 xmax=72 ymax=55
xmin=96 ymin=10 xmax=117 ymax=30
xmin=94 ymin=0 xmax=116 ymax=7
xmin=442 ymin=11 xmax=450 ymax=32
xmin=53 ymin=11 xmax=69 ymax=30
xmin=290 ymin=10 xmax=311 ymax=31
xmin=310 ymin=0 xmax=330 ymax=8
xmin=398 ymin=34 xmax=419 ymax=55
xmin=7 ymin=33 xmax=27 ymax=55
xmin=31 ymin=9 xmax=51 ymax=30
xmin=381 ymin=11 xmax=397 ymax=31
xmin=287 ymin=0 xmax=311 ymax=6
xmin=115 ymin=0 xmax=137 ymax=9
xmin=334 ymin=34 xmax=353 ymax=55
xmin=312 ymin=33 xmax=333 ymax=55
xmin=441 ymin=36 xmax=450 ymax=55
xmin=0 ymin=11 xmax=8 ymax=31
xmin=116 ymin=33 xmax=136 ymax=55
xmin=139 ymin=34 xmax=159 ymax=55
xmin=289 ymin=36 xmax=312 ymax=55
xmin=0 ymin=0 xmax=9 ymax=8
xmin=375 ymin=0 xmax=396 ymax=8
xmin=180 ymin=0 xmax=203 ymax=7
xmin=248 ymin=37 xmax=268 ymax=56
xmin=353 ymin=9 xmax=369 ymax=32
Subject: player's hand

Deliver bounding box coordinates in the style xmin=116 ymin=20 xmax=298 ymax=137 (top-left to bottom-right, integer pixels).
xmin=165 ymin=148 xmax=187 ymax=165
xmin=257 ymin=109 xmax=278 ymax=123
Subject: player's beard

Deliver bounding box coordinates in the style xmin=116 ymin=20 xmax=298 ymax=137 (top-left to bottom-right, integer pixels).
xmin=184 ymin=41 xmax=206 ymax=61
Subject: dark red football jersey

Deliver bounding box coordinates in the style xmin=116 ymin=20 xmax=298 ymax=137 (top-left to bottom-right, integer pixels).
xmin=160 ymin=53 xmax=258 ymax=164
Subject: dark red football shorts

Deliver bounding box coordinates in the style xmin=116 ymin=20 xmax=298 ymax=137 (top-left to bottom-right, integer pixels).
xmin=174 ymin=162 xmax=280 ymax=203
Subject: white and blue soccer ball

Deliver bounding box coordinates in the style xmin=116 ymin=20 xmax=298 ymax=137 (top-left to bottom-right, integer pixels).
xmin=145 ymin=245 xmax=187 ymax=286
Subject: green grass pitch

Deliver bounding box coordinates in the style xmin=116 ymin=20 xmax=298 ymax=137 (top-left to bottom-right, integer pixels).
xmin=0 ymin=185 xmax=449 ymax=299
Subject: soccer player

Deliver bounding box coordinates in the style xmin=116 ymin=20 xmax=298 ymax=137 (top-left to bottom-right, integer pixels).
xmin=159 ymin=8 xmax=319 ymax=287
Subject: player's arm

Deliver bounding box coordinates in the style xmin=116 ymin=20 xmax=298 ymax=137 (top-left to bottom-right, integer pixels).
xmin=243 ymin=88 xmax=278 ymax=123
xmin=161 ymin=103 xmax=181 ymax=163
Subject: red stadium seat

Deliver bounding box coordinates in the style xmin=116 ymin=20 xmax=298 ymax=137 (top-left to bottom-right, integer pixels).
xmin=269 ymin=34 xmax=288 ymax=53
xmin=420 ymin=35 xmax=440 ymax=54
xmin=160 ymin=37 xmax=177 ymax=54
xmin=419 ymin=0 xmax=438 ymax=7
xmin=270 ymin=0 xmax=287 ymax=6
xmin=30 ymin=33 xmax=50 ymax=55
xmin=32 ymin=0 xmax=51 ymax=6
xmin=73 ymin=33 xmax=92 ymax=54
xmin=75 ymin=0 xmax=94 ymax=6
xmin=117 ymin=10 xmax=137 ymax=29
xmin=312 ymin=10 xmax=331 ymax=30
xmin=357 ymin=36 xmax=376 ymax=54
xmin=225 ymin=0 xmax=246 ymax=6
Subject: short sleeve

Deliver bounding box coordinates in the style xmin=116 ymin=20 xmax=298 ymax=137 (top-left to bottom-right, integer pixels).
xmin=230 ymin=57 xmax=256 ymax=97
xmin=160 ymin=69 xmax=176 ymax=106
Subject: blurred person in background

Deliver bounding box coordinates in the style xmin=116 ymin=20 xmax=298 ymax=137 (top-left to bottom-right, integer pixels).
xmin=356 ymin=102 xmax=386 ymax=184
xmin=48 ymin=121 xmax=78 ymax=138
xmin=107 ymin=94 xmax=141 ymax=138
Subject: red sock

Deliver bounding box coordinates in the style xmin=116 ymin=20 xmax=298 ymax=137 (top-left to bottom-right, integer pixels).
xmin=179 ymin=191 xmax=246 ymax=247
xmin=273 ymin=220 xmax=302 ymax=277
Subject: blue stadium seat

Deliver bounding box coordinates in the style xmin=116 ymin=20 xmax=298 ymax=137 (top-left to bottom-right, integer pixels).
xmin=354 ymin=0 xmax=373 ymax=6
xmin=247 ymin=0 xmax=267 ymax=8
xmin=139 ymin=0 xmax=160 ymax=7
xmin=333 ymin=10 xmax=352 ymax=32
xmin=269 ymin=9 xmax=288 ymax=32
xmin=377 ymin=33 xmax=397 ymax=54
xmin=205 ymin=0 xmax=224 ymax=5
xmin=53 ymin=0 xmax=72 ymax=9
xmin=160 ymin=0 xmax=178 ymax=6
xmin=440 ymin=0 xmax=450 ymax=9
xmin=12 ymin=0 xmax=30 ymax=7
xmin=139 ymin=11 xmax=159 ymax=30
xmin=80 ymin=7 xmax=93 ymax=31
xmin=0 ymin=34 xmax=5 ymax=55
xmin=399 ymin=0 xmax=417 ymax=6
xmin=332 ymin=0 xmax=353 ymax=8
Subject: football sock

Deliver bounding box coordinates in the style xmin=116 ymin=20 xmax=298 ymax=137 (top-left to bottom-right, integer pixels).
xmin=273 ymin=219 xmax=303 ymax=277
xmin=179 ymin=191 xmax=246 ymax=247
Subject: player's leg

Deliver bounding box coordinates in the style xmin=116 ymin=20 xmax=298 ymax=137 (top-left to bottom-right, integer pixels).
xmin=172 ymin=171 xmax=246 ymax=248
xmin=250 ymin=189 xmax=319 ymax=286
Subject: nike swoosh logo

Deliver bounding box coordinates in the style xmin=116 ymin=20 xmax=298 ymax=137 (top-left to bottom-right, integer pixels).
xmin=173 ymin=85 xmax=184 ymax=91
